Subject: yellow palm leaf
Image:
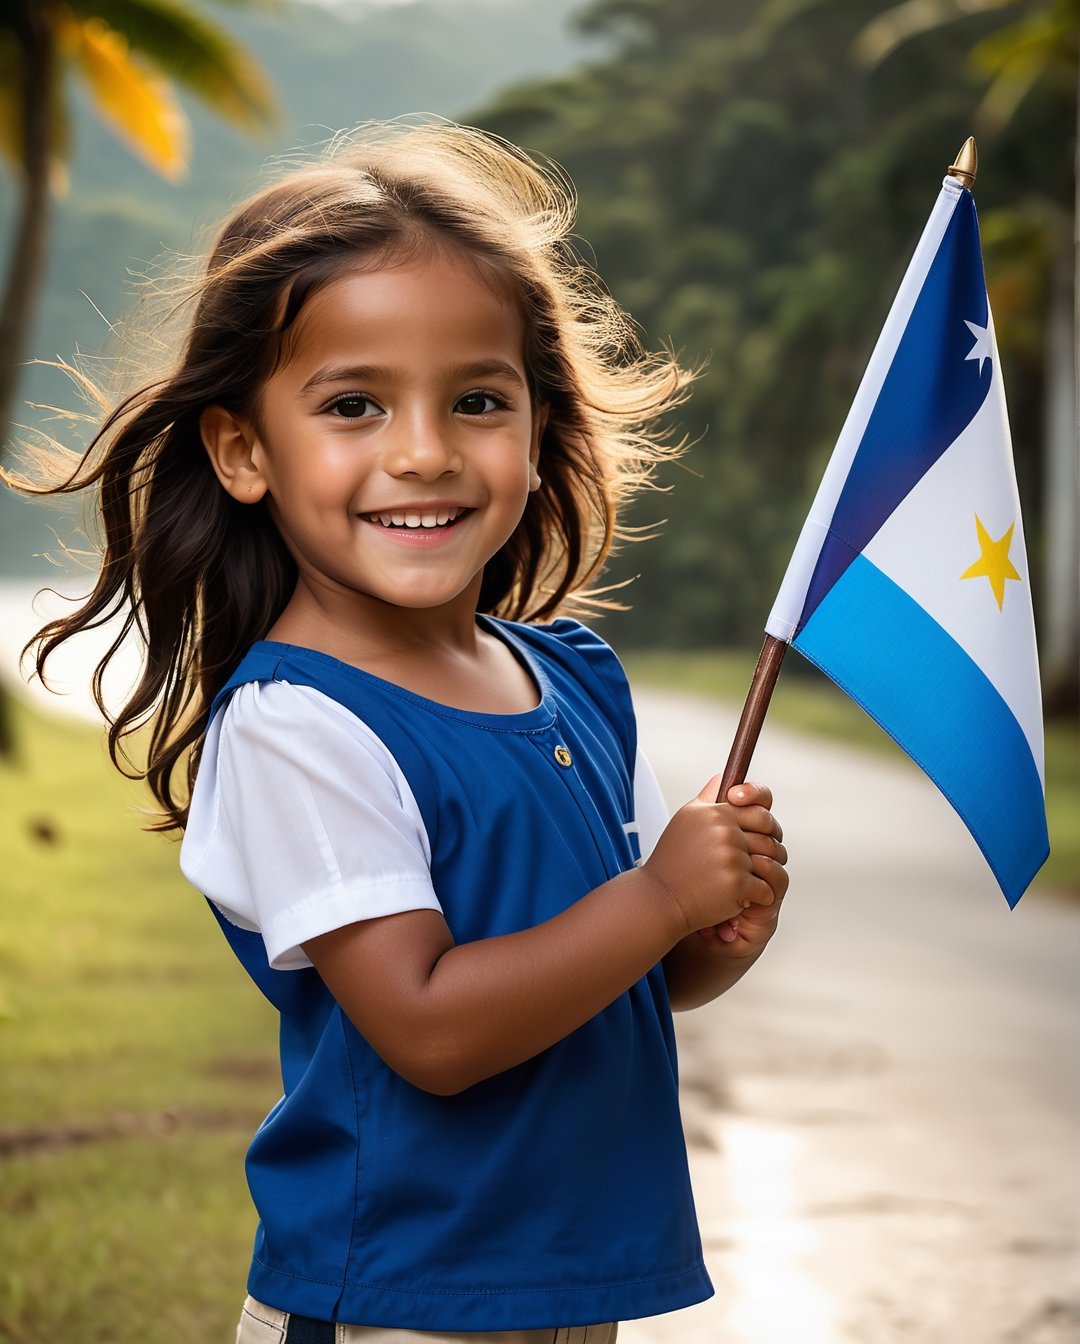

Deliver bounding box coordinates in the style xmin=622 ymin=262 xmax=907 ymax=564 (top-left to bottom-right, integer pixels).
xmin=852 ymin=0 xmax=1014 ymax=68
xmin=58 ymin=12 xmax=191 ymax=181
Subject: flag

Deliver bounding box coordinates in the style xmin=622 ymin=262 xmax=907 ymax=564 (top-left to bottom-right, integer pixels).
xmin=766 ymin=171 xmax=1049 ymax=905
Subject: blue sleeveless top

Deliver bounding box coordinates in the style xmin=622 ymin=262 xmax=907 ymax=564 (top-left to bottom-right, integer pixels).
xmin=205 ymin=617 xmax=711 ymax=1329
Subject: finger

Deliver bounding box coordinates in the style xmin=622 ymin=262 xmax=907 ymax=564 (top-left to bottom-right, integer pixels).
xmin=726 ymin=781 xmax=773 ymax=810
xmin=698 ymin=919 xmax=741 ymax=947
xmin=728 ymin=804 xmax=783 ymax=840
xmin=741 ymin=878 xmax=776 ymax=908
xmin=743 ymin=833 xmax=788 ymax=866
xmin=697 ymin=774 xmax=727 ymax=803
xmin=736 ymin=890 xmax=783 ymax=925
xmin=750 ymin=853 xmax=790 ymax=899
xmin=725 ymin=905 xmax=771 ymax=934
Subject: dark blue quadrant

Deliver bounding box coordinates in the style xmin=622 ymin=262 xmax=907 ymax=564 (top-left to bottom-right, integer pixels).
xmin=797 ymin=192 xmax=991 ymax=634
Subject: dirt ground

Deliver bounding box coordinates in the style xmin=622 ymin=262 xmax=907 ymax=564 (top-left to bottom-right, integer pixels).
xmin=625 ymin=687 xmax=1080 ymax=1344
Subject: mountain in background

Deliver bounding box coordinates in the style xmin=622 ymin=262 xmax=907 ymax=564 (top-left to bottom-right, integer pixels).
xmin=0 ymin=0 xmax=601 ymax=575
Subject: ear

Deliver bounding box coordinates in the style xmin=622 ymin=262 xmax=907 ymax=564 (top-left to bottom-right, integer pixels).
xmin=528 ymin=403 xmax=549 ymax=493
xmin=200 ymin=405 xmax=268 ymax=503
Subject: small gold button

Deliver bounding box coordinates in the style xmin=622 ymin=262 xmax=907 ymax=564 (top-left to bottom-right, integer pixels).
xmin=554 ymin=745 xmax=572 ymax=768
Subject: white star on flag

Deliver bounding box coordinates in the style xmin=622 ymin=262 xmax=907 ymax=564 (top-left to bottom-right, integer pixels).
xmin=964 ymin=319 xmax=992 ymax=375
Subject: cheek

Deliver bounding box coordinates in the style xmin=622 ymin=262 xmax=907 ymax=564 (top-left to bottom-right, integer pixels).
xmin=267 ymin=449 xmax=358 ymax=507
xmin=494 ymin=465 xmax=538 ymax=542
xmin=498 ymin=439 xmax=540 ymax=494
xmin=499 ymin=465 xmax=536 ymax=519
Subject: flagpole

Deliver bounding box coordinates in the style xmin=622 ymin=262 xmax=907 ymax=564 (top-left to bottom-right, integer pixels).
xmin=715 ymin=137 xmax=978 ymax=802
xmin=717 ymin=635 xmax=787 ymax=798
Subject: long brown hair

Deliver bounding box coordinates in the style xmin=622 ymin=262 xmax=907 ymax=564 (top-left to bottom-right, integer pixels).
xmin=8 ymin=120 xmax=692 ymax=831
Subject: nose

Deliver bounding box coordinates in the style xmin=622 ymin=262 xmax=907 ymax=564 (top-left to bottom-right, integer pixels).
xmin=382 ymin=407 xmax=463 ymax=482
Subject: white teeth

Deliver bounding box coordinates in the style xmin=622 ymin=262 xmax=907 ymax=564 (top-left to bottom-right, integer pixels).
xmin=366 ymin=507 xmax=464 ymax=528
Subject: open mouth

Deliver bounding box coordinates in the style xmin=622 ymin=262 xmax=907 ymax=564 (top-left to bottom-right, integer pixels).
xmin=361 ymin=507 xmax=471 ymax=531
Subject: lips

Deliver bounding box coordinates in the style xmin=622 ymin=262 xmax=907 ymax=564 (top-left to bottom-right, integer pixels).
xmin=360 ymin=506 xmax=471 ymax=530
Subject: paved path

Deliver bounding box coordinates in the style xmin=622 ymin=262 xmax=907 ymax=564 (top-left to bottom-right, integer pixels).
xmin=3 ymin=582 xmax=1077 ymax=1341
xmin=626 ymin=686 xmax=1079 ymax=1344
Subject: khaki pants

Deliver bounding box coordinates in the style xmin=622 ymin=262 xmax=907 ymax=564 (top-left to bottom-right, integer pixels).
xmin=236 ymin=1296 xmax=619 ymax=1344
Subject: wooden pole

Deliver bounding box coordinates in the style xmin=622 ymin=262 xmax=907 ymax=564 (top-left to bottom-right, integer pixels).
xmin=716 ymin=635 xmax=787 ymax=799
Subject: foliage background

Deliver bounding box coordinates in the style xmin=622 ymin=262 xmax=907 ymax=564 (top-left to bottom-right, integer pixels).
xmin=0 ymin=0 xmax=1074 ymax=669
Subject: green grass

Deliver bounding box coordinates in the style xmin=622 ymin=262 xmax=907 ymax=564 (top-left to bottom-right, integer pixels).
xmin=0 ymin=699 xmax=278 ymax=1342
xmin=2 ymin=1133 xmax=255 ymax=1342
xmin=623 ymin=647 xmax=1080 ymax=895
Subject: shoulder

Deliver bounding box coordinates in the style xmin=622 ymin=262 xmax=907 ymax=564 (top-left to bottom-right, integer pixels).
xmin=522 ymin=616 xmax=614 ymax=655
xmin=210 ymin=679 xmax=401 ymax=779
xmin=189 ymin=680 xmax=416 ymax=849
xmin=505 ymin=616 xmax=631 ymax=705
xmin=498 ymin=616 xmax=627 ymax=681
xmin=497 ymin=617 xmax=637 ymax=763
xmin=182 ymin=678 xmax=437 ymax=969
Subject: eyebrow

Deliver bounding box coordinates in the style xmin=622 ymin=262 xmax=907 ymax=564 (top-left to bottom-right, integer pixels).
xmin=299 ymin=360 xmax=528 ymax=395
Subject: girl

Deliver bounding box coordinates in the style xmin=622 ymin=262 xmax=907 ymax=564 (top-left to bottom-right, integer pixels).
xmin=19 ymin=121 xmax=788 ymax=1343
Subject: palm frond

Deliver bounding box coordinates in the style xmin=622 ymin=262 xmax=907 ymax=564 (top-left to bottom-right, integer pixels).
xmin=67 ymin=0 xmax=277 ymax=130
xmin=971 ymin=3 xmax=1080 ymax=81
xmin=851 ymin=0 xmax=1014 ymax=68
xmin=59 ymin=11 xmax=192 ymax=180
xmin=971 ymin=8 xmax=1079 ymax=127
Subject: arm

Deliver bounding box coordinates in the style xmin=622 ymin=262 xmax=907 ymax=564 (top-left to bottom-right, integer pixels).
xmin=662 ymin=782 xmax=789 ymax=1011
xmin=304 ymin=776 xmax=782 ymax=1095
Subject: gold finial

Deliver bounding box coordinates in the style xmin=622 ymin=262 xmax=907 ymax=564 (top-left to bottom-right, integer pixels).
xmin=947 ymin=137 xmax=978 ymax=189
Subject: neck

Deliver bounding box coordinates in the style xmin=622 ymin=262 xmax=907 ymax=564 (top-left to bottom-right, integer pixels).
xmin=265 ymin=573 xmax=487 ymax=666
xmin=261 ymin=572 xmax=539 ymax=716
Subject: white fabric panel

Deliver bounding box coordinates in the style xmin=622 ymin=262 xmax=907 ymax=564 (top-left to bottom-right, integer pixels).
xmin=861 ymin=344 xmax=1044 ymax=777
xmin=180 ymin=681 xmax=440 ymax=970
xmin=632 ymin=745 xmax=670 ymax=861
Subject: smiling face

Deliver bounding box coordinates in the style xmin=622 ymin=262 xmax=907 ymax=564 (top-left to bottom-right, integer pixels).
xmin=204 ymin=245 xmax=544 ymax=635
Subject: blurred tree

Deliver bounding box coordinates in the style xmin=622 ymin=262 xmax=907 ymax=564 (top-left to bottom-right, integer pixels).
xmin=855 ymin=0 xmax=1077 ymax=132
xmin=0 ymin=0 xmax=277 ymax=462
xmin=475 ymin=0 xmax=1075 ymax=689
xmin=0 ymin=0 xmax=276 ymax=756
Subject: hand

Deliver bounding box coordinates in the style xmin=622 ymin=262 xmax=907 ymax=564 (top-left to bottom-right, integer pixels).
xmin=643 ymin=775 xmax=780 ymax=935
xmin=698 ymin=781 xmax=788 ymax=956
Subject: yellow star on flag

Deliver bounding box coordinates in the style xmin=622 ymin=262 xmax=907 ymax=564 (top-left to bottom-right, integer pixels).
xmin=960 ymin=515 xmax=1021 ymax=610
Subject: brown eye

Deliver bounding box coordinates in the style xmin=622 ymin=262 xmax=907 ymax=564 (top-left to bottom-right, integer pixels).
xmin=456 ymin=391 xmax=504 ymax=416
xmin=329 ymin=395 xmax=378 ymax=419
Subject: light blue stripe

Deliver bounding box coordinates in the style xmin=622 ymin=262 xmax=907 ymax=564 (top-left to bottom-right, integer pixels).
xmin=794 ymin=554 xmax=1048 ymax=906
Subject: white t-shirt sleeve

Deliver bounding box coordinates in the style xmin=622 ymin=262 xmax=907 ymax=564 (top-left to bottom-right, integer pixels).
xmin=179 ymin=681 xmax=441 ymax=971
xmin=633 ymin=745 xmax=670 ymax=862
